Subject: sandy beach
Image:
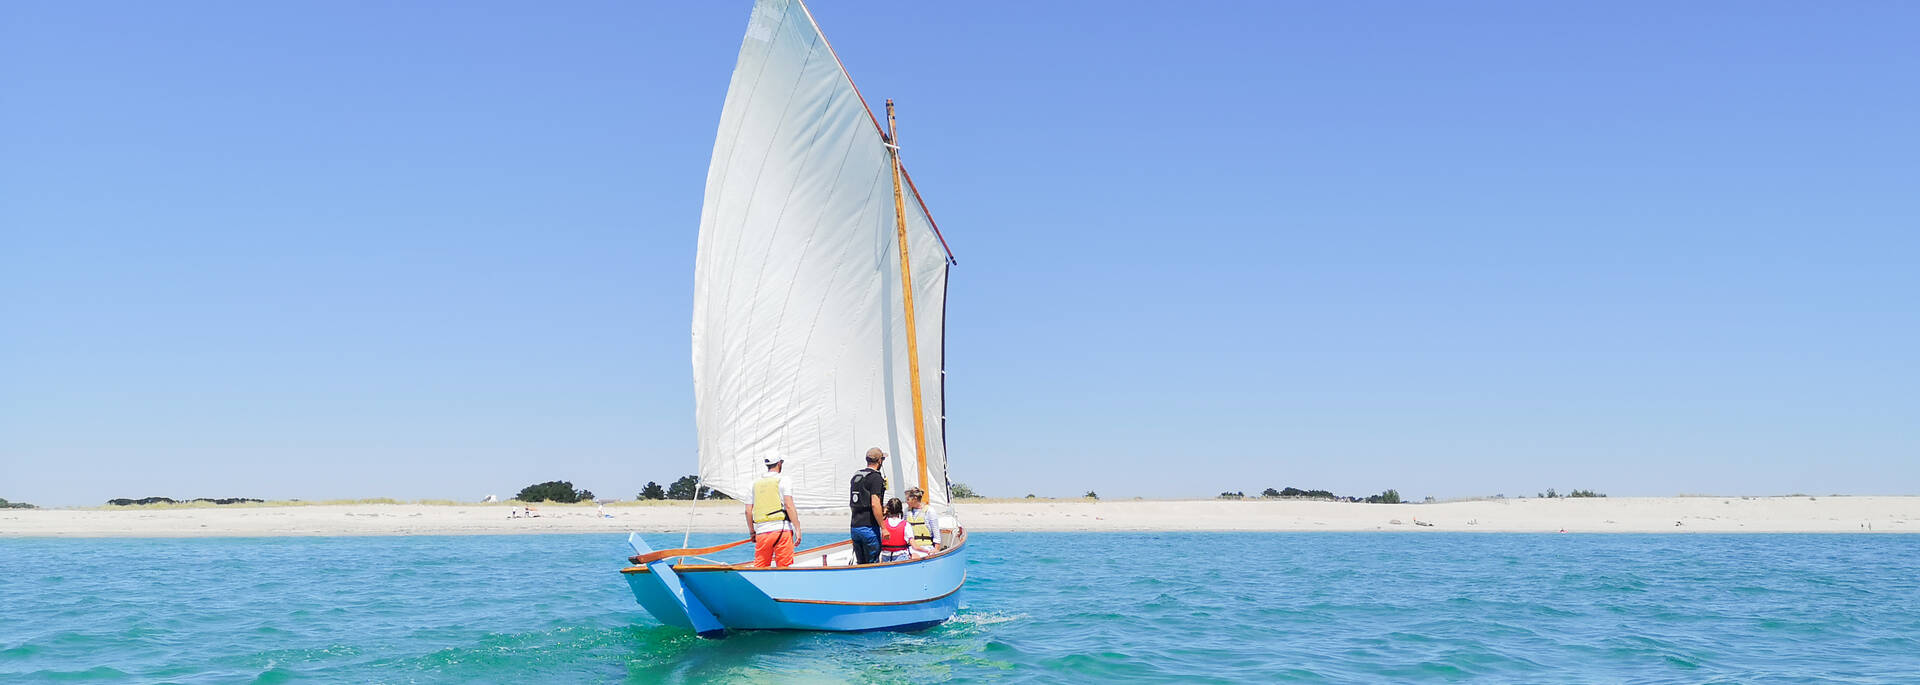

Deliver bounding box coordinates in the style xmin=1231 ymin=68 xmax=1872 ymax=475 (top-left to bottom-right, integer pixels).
xmin=2 ymin=496 xmax=1915 ymax=538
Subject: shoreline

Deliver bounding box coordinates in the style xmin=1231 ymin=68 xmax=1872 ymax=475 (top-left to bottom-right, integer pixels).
xmin=2 ymin=496 xmax=1916 ymax=538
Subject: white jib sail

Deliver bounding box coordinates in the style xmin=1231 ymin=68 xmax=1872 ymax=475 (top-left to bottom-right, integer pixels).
xmin=693 ymin=0 xmax=952 ymax=511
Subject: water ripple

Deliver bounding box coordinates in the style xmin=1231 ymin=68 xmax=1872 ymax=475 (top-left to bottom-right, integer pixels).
xmin=2 ymin=533 xmax=1918 ymax=682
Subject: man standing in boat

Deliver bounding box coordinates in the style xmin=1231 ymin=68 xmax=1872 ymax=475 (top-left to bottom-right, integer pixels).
xmin=746 ymin=456 xmax=800 ymax=568
xmin=848 ymin=448 xmax=888 ymax=564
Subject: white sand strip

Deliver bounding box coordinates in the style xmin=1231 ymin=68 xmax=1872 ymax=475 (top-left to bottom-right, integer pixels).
xmin=1 ymin=497 xmax=1915 ymax=538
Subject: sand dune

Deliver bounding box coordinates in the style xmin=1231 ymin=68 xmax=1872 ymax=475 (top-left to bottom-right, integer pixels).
xmin=3 ymin=496 xmax=1915 ymax=538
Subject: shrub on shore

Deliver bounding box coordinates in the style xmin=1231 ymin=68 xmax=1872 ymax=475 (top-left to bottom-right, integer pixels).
xmin=1261 ymin=487 xmax=1336 ymax=500
xmin=1225 ymin=486 xmax=1363 ymax=501
xmin=1365 ymin=489 xmax=1402 ymax=504
xmin=664 ymin=475 xmax=730 ymax=501
xmin=637 ymin=482 xmax=667 ymax=500
xmin=513 ymin=481 xmax=594 ymax=504
xmin=667 ymin=476 xmax=698 ymax=500
xmin=950 ymin=482 xmax=980 ymax=499
xmin=0 ymin=498 xmax=35 ymax=509
xmin=1536 ymin=488 xmax=1607 ymax=499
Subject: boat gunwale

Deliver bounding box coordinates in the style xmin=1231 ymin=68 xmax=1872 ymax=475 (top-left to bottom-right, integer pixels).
xmin=620 ymin=530 xmax=965 ymax=574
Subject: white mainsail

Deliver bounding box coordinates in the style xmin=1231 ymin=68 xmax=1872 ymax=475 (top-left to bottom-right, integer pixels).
xmin=692 ymin=0 xmax=953 ymax=511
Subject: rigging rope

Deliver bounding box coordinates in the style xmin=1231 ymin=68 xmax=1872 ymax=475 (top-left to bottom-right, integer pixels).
xmin=682 ymin=476 xmax=705 ymax=549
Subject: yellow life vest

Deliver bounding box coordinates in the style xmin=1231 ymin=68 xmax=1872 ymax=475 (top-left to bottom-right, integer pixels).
xmin=751 ymin=476 xmax=788 ymax=523
xmin=907 ymin=509 xmax=934 ymax=544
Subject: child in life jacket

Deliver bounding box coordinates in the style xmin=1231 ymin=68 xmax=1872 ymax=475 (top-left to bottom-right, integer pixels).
xmin=878 ymin=497 xmax=912 ymax=562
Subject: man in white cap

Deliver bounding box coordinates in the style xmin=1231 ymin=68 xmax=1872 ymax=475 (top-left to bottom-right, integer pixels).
xmin=745 ymin=455 xmax=801 ymax=567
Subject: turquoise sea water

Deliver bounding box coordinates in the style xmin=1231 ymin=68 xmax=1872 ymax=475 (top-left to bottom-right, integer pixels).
xmin=4 ymin=533 xmax=1918 ymax=683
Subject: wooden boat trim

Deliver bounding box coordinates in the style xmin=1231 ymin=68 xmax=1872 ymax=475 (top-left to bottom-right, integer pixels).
xmin=621 ymin=531 xmax=964 ymax=575
xmin=629 ymin=534 xmax=859 ymax=567
xmin=618 ymin=534 xmax=963 ymax=575
xmin=628 ymin=537 xmax=753 ymax=565
xmin=627 ymin=530 xmax=966 ymax=574
xmin=773 ymin=576 xmax=965 ymax=606
xmin=675 ymin=530 xmax=966 ymax=572
xmin=793 ymin=538 xmax=854 ymax=557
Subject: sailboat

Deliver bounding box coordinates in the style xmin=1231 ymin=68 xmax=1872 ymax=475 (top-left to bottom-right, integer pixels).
xmin=620 ymin=0 xmax=964 ymax=636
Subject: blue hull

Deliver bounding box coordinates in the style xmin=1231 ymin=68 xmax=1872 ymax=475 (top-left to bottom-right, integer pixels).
xmin=623 ymin=532 xmax=966 ymax=635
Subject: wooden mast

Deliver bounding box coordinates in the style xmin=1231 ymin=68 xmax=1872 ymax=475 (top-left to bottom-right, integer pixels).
xmin=885 ymin=99 xmax=932 ymax=498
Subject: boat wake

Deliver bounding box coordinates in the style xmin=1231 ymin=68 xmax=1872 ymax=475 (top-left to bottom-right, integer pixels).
xmin=945 ymin=610 xmax=1028 ymax=629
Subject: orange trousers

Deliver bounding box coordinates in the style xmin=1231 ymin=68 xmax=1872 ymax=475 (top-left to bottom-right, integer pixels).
xmin=753 ymin=529 xmax=796 ymax=567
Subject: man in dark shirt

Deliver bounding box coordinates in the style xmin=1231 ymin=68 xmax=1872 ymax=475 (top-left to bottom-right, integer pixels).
xmin=848 ymin=447 xmax=887 ymax=564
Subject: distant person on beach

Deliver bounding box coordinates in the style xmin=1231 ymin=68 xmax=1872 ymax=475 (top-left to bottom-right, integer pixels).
xmin=904 ymin=487 xmax=940 ymax=555
xmin=746 ymin=456 xmax=800 ymax=567
xmin=878 ymin=497 xmax=912 ymax=562
xmin=849 ymin=448 xmax=888 ymax=564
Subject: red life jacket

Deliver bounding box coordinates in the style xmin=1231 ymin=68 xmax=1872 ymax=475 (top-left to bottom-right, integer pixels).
xmin=880 ymin=517 xmax=910 ymax=551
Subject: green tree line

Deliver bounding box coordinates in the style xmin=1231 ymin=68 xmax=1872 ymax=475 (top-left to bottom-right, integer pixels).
xmin=1219 ymin=486 xmax=1397 ymax=503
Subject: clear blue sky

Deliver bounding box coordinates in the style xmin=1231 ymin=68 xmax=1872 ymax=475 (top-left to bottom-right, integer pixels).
xmin=4 ymin=2 xmax=1916 ymax=507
